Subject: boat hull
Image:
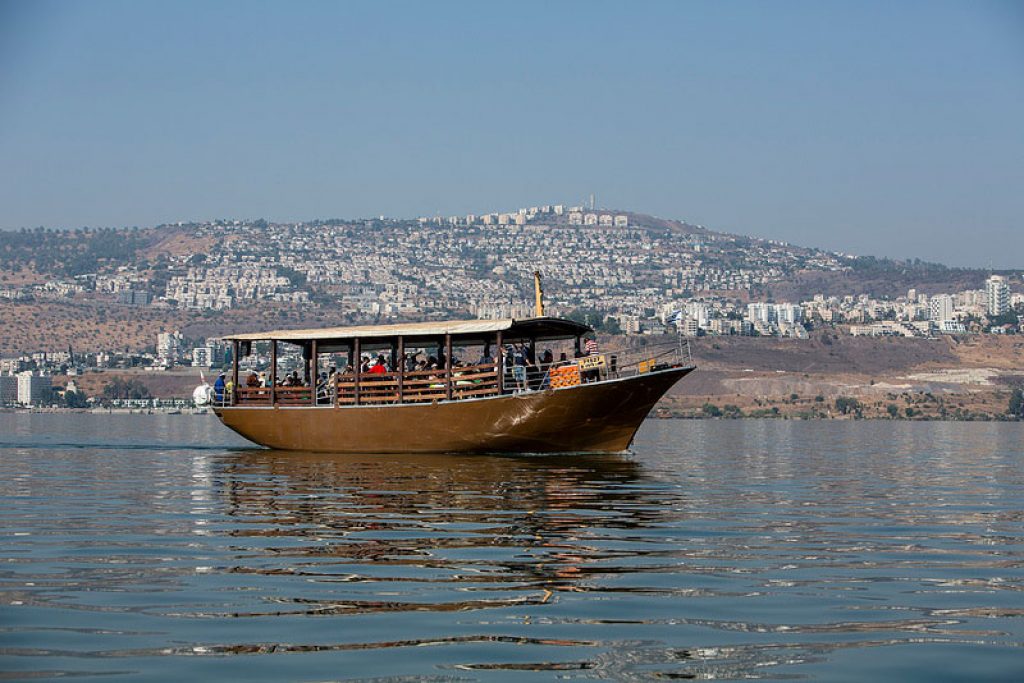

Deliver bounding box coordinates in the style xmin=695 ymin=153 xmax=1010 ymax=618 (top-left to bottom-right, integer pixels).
xmin=214 ymin=366 xmax=692 ymax=454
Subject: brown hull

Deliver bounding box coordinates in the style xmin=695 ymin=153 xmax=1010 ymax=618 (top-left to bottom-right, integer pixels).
xmin=214 ymin=366 xmax=692 ymax=454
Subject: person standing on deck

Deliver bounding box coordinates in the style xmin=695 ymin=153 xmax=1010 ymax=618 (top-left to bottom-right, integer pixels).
xmin=213 ymin=373 xmax=226 ymax=404
xmin=512 ymin=343 xmax=531 ymax=392
xmin=583 ymin=335 xmax=600 ymax=382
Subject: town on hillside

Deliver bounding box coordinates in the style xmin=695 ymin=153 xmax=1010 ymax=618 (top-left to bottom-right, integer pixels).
xmin=1 ymin=203 xmax=1021 ymax=410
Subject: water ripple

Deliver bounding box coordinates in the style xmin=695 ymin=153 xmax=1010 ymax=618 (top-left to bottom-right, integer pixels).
xmin=1 ymin=415 xmax=1023 ymax=680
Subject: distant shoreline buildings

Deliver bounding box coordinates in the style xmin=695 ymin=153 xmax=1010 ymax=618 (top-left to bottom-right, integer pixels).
xmin=1 ymin=204 xmax=1022 ymax=399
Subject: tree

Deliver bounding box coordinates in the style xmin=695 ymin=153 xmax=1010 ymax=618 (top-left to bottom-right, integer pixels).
xmin=722 ymin=404 xmax=743 ymax=418
xmin=102 ymin=377 xmax=152 ymax=401
xmin=62 ymin=389 xmax=89 ymax=409
xmin=702 ymin=403 xmax=723 ymax=417
xmin=835 ymin=396 xmax=862 ymax=416
xmin=886 ymin=404 xmax=900 ymax=418
xmin=603 ymin=316 xmax=623 ymax=335
xmin=1009 ymin=388 xmax=1024 ymax=419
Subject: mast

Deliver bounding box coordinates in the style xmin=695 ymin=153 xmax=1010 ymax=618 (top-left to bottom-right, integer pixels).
xmin=533 ymin=270 xmax=544 ymax=317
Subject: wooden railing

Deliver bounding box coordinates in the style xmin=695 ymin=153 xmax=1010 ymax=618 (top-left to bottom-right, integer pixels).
xmin=337 ymin=362 xmax=500 ymax=405
xmin=232 ymin=362 xmax=500 ymax=407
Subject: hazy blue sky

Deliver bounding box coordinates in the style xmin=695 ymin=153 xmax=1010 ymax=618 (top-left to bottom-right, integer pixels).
xmin=1 ymin=1 xmax=1021 ymax=267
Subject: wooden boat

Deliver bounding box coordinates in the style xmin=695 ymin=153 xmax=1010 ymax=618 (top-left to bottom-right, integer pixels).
xmin=212 ymin=316 xmax=694 ymax=454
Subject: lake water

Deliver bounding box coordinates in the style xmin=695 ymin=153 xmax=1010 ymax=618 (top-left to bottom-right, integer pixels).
xmin=1 ymin=414 xmax=1022 ymax=681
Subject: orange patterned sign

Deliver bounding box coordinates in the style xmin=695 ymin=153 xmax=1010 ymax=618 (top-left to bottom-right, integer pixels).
xmin=548 ymin=365 xmax=581 ymax=388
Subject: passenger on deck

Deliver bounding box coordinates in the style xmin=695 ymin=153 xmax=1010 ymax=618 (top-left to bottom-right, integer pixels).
xmin=512 ymin=343 xmax=531 ymax=392
xmin=368 ymin=355 xmax=387 ymax=375
xmin=582 ymin=335 xmax=600 ymax=382
xmin=246 ymin=371 xmax=260 ymax=388
xmin=214 ymin=373 xmax=226 ymax=403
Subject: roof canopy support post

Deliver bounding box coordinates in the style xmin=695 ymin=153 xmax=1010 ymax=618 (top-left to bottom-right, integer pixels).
xmin=575 ymin=335 xmax=582 ymax=357
xmin=444 ymin=333 xmax=453 ymax=401
xmin=270 ymin=340 xmax=277 ymax=406
xmin=231 ymin=340 xmax=239 ymax=406
xmin=353 ymin=338 xmax=361 ymax=406
xmin=397 ymin=335 xmax=405 ymax=404
xmin=496 ymin=331 xmax=503 ymax=394
xmin=310 ymin=340 xmax=318 ymax=407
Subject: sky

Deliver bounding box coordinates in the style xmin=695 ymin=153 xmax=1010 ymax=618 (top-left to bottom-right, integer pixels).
xmin=1 ymin=1 xmax=1022 ymax=268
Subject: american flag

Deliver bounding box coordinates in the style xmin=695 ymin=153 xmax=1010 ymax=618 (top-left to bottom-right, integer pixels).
xmin=584 ymin=338 xmax=599 ymax=355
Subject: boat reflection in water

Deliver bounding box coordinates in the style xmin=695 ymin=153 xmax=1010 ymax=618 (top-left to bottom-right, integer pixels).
xmin=216 ymin=449 xmax=661 ymax=612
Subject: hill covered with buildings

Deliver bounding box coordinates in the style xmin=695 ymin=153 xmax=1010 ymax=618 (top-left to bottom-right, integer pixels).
xmin=3 ymin=202 xmax=1022 ymax=416
xmin=3 ymin=203 xmax=1017 ymax=356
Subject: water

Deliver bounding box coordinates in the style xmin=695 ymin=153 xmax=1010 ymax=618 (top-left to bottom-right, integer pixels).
xmin=1 ymin=414 xmax=1022 ymax=681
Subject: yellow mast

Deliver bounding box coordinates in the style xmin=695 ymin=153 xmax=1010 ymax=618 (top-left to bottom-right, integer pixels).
xmin=533 ymin=270 xmax=544 ymax=317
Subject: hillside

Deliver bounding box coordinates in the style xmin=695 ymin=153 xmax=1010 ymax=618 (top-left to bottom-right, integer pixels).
xmin=0 ymin=208 xmax=1011 ymax=357
xmin=659 ymin=334 xmax=1024 ymax=420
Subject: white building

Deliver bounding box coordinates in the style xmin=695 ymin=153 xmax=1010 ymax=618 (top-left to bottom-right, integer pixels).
xmin=618 ymin=314 xmax=642 ymax=335
xmin=17 ymin=371 xmax=51 ymax=406
xmin=685 ymin=302 xmax=712 ymax=328
xmin=928 ymin=294 xmax=954 ymax=322
xmin=192 ymin=347 xmax=215 ymax=368
xmin=986 ymin=275 xmax=1010 ymax=316
xmin=776 ymin=303 xmax=803 ymax=325
xmin=157 ymin=331 xmax=183 ymax=366
xmin=747 ymin=303 xmax=772 ymax=324
xmin=938 ymin=319 xmax=967 ymax=335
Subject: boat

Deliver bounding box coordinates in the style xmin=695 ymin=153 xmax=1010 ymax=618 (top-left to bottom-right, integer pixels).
xmin=210 ymin=313 xmax=694 ymax=454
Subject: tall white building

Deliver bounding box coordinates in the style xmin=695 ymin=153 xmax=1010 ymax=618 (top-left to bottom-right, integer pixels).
xmin=157 ymin=331 xmax=183 ymax=366
xmin=685 ymin=302 xmax=712 ymax=328
xmin=618 ymin=314 xmax=642 ymax=335
xmin=747 ymin=303 xmax=771 ymax=325
xmin=679 ymin=318 xmax=699 ymax=337
xmin=986 ymin=275 xmax=1010 ymax=316
xmin=192 ymin=347 xmax=215 ymax=368
xmin=776 ymin=303 xmax=803 ymax=325
xmin=928 ymin=294 xmax=954 ymax=322
xmin=17 ymin=371 xmax=51 ymax=406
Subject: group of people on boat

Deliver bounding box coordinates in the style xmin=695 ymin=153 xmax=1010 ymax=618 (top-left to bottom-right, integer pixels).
xmin=211 ymin=333 xmax=604 ymax=406
xmin=504 ymin=336 xmax=602 ymax=392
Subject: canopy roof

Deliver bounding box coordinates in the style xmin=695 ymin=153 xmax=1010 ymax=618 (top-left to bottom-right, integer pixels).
xmin=224 ymin=317 xmax=592 ymax=345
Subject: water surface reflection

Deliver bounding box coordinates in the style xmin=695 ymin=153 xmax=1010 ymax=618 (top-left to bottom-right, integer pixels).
xmin=1 ymin=416 xmax=1023 ymax=681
